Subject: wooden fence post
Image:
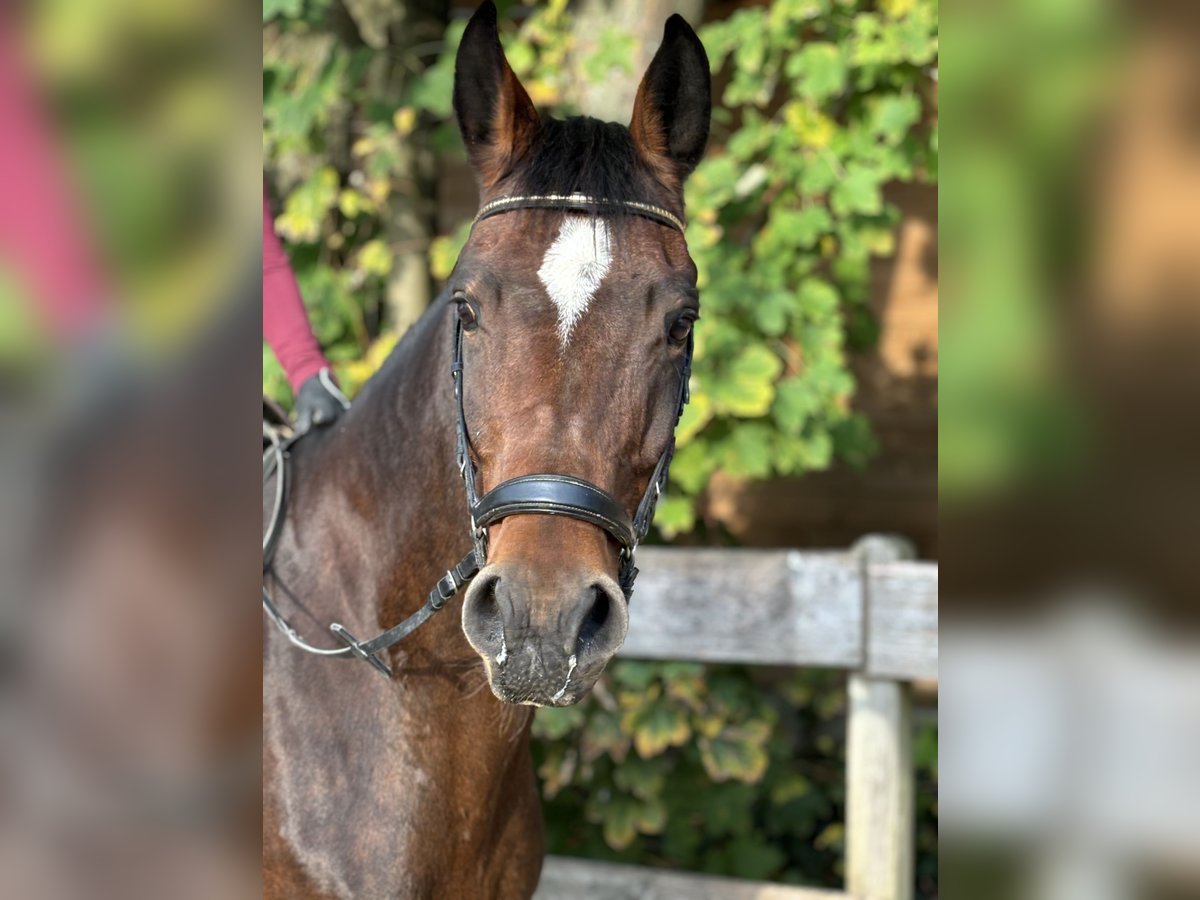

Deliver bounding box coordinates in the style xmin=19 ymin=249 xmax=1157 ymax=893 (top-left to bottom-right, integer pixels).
xmin=846 ymin=536 xmax=916 ymax=900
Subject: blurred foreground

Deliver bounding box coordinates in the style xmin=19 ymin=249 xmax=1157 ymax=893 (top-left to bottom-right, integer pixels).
xmin=0 ymin=1 xmax=260 ymax=896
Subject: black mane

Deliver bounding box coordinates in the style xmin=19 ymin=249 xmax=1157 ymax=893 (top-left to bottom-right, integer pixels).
xmin=515 ymin=116 xmax=646 ymax=203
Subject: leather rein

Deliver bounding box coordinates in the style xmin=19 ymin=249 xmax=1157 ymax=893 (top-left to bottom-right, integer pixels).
xmin=262 ymin=194 xmax=692 ymax=677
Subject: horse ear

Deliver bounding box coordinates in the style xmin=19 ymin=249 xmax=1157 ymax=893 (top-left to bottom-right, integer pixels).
xmin=629 ymin=14 xmax=711 ymax=189
xmin=454 ymin=1 xmax=541 ymax=190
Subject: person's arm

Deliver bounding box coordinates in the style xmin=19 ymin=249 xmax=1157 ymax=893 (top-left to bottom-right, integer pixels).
xmin=262 ymin=186 xmax=348 ymax=431
xmin=0 ymin=25 xmax=109 ymax=339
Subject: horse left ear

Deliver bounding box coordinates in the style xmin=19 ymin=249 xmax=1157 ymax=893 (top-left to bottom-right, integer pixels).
xmin=629 ymin=14 xmax=712 ymax=189
xmin=454 ymin=1 xmax=542 ymax=190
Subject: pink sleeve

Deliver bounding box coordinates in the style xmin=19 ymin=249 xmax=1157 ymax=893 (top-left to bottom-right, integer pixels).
xmin=263 ymin=186 xmax=331 ymax=392
xmin=0 ymin=26 xmax=109 ymax=339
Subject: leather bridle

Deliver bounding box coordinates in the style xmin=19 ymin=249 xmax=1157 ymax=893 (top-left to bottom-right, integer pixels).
xmin=263 ymin=194 xmax=693 ymax=676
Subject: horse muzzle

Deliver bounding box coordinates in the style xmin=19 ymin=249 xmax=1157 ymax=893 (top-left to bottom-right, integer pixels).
xmin=461 ymin=563 xmax=628 ymax=706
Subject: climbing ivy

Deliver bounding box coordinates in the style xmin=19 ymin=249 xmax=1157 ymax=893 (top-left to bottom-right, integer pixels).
xmin=532 ymin=660 xmax=938 ymax=892
xmin=662 ymin=0 xmax=937 ymax=536
xmin=263 ymin=0 xmax=936 ymax=540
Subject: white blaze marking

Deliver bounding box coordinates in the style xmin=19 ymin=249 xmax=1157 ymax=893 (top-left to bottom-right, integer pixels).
xmin=537 ymin=217 xmax=612 ymax=345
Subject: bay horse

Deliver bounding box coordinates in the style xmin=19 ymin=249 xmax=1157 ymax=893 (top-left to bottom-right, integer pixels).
xmin=263 ymin=3 xmax=710 ymax=896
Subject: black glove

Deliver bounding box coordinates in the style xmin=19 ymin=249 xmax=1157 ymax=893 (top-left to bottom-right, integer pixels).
xmin=294 ymin=368 xmax=349 ymax=434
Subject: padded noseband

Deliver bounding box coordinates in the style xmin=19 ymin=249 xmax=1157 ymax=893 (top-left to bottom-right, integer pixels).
xmin=472 ymin=474 xmax=637 ymax=551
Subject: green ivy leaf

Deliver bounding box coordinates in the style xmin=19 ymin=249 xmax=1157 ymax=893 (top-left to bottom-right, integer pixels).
xmin=632 ymin=701 xmax=692 ymax=758
xmin=773 ymin=376 xmax=821 ymax=436
xmin=614 ymin=757 xmax=666 ymax=801
xmin=596 ymin=793 xmax=669 ymax=850
xmin=711 ymin=345 xmax=783 ymax=417
xmin=580 ymin=708 xmax=629 ymax=763
xmin=814 ymin=821 xmax=845 ymax=851
xmin=724 ymin=427 xmax=772 ymax=482
xmin=536 ymin=744 xmax=577 ymax=798
xmin=263 ymin=0 xmax=303 ymax=23
xmin=718 ymin=423 xmax=775 ymax=479
xmin=636 ymin=797 xmax=668 ymax=835
xmin=770 ymin=773 xmax=813 ymax=806
xmin=781 ymin=205 xmax=834 ymax=248
xmin=532 ymin=705 xmax=587 ymax=741
xmin=612 ymin=661 xmax=659 ymax=692
xmin=668 ymin=441 xmax=717 ymax=495
xmin=753 ymin=295 xmax=787 ymax=337
xmin=798 ymin=278 xmax=841 ymax=320
xmin=355 ymin=239 xmax=393 ymax=277
xmin=653 ymin=495 xmax=696 ymax=539
xmin=786 ymin=43 xmax=848 ymax=102
xmin=699 ymin=734 xmax=770 ymax=784
xmin=276 ymin=167 xmax=339 ymax=243
xmin=799 ymin=153 xmax=839 ymax=196
xmin=831 ymin=164 xmax=884 ymax=216
xmin=601 ymin=795 xmax=641 ymax=850
xmin=872 ymin=93 xmax=922 ymax=144
xmin=674 ymin=390 xmax=713 ymax=445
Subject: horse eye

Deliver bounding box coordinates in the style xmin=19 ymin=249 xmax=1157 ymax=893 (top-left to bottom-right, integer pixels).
xmin=455 ymin=296 xmax=479 ymax=331
xmin=668 ymin=315 xmax=694 ymax=345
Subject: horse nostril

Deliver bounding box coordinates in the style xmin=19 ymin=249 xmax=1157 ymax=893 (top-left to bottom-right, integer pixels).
xmin=576 ymin=586 xmax=611 ymax=654
xmin=462 ymin=573 xmax=506 ymax=659
xmin=571 ymin=579 xmax=628 ymax=664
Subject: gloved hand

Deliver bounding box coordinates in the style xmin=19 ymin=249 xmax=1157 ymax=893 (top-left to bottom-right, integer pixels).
xmin=294 ymin=368 xmax=350 ymax=434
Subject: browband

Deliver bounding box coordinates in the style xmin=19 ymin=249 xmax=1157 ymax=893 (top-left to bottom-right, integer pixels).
xmin=474 ymin=193 xmax=686 ymax=234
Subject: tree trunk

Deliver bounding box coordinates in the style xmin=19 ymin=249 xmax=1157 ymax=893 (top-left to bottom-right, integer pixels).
xmin=567 ymin=0 xmax=705 ymax=123
xmin=342 ymin=0 xmax=449 ymax=334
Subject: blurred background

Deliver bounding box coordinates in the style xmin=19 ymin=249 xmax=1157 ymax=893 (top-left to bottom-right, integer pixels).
xmin=264 ymin=0 xmax=938 ymax=895
xmin=940 ymin=0 xmax=1200 ymax=898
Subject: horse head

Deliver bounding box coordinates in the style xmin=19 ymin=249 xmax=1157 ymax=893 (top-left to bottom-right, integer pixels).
xmin=449 ymin=2 xmax=710 ymax=707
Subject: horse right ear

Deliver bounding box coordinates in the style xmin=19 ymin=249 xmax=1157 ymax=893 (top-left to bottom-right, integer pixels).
xmin=629 ymin=14 xmax=711 ymax=190
xmin=454 ymin=2 xmax=541 ymax=191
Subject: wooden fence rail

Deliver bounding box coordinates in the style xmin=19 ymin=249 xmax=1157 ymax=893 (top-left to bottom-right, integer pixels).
xmin=535 ymin=534 xmax=938 ymax=900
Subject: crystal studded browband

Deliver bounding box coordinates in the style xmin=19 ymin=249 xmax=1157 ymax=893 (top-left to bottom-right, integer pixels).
xmin=473 ymin=193 xmax=686 ymax=233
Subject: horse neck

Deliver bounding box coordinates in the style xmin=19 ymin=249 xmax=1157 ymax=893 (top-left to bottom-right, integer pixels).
xmin=302 ymin=302 xmax=468 ymax=645
xmin=268 ymin=308 xmax=538 ymax=888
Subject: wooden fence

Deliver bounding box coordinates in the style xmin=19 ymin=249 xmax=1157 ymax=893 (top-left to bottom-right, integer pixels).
xmin=534 ymin=534 xmax=938 ymax=900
